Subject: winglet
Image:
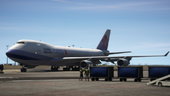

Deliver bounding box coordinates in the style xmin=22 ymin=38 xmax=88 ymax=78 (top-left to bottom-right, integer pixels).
xmin=165 ymin=51 xmax=169 ymax=56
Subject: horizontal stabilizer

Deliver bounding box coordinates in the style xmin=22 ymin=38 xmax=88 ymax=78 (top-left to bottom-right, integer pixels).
xmin=109 ymin=51 xmax=131 ymax=55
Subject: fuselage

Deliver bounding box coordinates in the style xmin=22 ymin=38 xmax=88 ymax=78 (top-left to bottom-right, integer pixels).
xmin=6 ymin=40 xmax=105 ymax=66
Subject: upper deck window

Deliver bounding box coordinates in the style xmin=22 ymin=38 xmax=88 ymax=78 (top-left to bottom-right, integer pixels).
xmin=17 ymin=41 xmax=25 ymax=44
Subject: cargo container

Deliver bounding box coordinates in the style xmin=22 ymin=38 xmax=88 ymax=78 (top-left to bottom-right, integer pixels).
xmin=0 ymin=64 xmax=4 ymax=73
xmin=0 ymin=65 xmax=4 ymax=71
xmin=90 ymin=67 xmax=114 ymax=81
xmin=118 ymin=66 xmax=143 ymax=82
xmin=148 ymin=66 xmax=170 ymax=81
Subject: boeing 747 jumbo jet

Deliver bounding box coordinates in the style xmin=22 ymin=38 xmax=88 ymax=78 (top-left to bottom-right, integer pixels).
xmin=6 ymin=29 xmax=169 ymax=72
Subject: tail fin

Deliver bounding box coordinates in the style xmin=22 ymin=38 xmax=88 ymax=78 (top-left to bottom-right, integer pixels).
xmin=97 ymin=29 xmax=111 ymax=50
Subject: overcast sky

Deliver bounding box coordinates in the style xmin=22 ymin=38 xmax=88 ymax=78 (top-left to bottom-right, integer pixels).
xmin=0 ymin=0 xmax=170 ymax=65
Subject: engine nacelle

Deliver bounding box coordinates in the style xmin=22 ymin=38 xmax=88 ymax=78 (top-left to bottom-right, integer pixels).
xmin=117 ymin=58 xmax=130 ymax=66
xmin=80 ymin=60 xmax=93 ymax=68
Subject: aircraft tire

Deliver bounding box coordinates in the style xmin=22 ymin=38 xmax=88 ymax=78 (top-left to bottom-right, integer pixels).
xmin=96 ymin=78 xmax=99 ymax=81
xmin=158 ymin=82 xmax=162 ymax=87
xmin=120 ymin=78 xmax=123 ymax=82
xmin=51 ymin=66 xmax=58 ymax=71
xmin=91 ymin=78 xmax=95 ymax=81
xmin=21 ymin=68 xmax=27 ymax=72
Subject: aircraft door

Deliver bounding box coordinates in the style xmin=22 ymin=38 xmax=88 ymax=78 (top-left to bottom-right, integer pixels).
xmin=34 ymin=43 xmax=42 ymax=55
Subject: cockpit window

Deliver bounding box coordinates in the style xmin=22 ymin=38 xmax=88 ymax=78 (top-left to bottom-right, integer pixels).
xmin=17 ymin=41 xmax=25 ymax=44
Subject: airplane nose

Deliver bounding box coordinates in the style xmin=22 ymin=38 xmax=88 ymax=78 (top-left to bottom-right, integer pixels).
xmin=6 ymin=50 xmax=15 ymax=58
xmin=6 ymin=50 xmax=38 ymax=60
xmin=6 ymin=50 xmax=22 ymax=59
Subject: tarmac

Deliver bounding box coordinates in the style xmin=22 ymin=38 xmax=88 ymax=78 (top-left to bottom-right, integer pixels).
xmin=0 ymin=68 xmax=170 ymax=96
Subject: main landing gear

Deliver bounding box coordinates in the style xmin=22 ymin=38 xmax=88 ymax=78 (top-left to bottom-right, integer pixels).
xmin=51 ymin=66 xmax=59 ymax=71
xmin=21 ymin=67 xmax=27 ymax=72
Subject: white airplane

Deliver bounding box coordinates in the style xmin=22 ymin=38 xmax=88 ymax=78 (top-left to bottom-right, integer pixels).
xmin=6 ymin=29 xmax=169 ymax=72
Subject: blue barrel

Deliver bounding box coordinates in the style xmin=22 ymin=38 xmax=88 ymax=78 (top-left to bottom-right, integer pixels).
xmin=118 ymin=67 xmax=143 ymax=78
xmin=149 ymin=67 xmax=170 ymax=78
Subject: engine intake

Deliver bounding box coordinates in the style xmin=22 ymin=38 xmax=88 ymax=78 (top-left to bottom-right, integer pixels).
xmin=117 ymin=58 xmax=130 ymax=66
xmin=80 ymin=60 xmax=93 ymax=68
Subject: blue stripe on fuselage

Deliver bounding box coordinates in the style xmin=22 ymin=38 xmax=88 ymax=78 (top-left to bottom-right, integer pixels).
xmin=6 ymin=50 xmax=54 ymax=60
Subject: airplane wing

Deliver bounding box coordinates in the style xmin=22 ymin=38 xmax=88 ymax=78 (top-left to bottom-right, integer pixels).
xmin=63 ymin=51 xmax=169 ymax=60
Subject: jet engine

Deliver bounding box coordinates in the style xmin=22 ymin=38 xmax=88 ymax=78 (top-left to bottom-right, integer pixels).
xmin=80 ymin=60 xmax=93 ymax=68
xmin=117 ymin=58 xmax=130 ymax=66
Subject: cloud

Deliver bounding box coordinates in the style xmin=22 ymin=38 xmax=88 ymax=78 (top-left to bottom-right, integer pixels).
xmin=69 ymin=2 xmax=156 ymax=11
xmin=52 ymin=0 xmax=170 ymax=11
xmin=52 ymin=0 xmax=70 ymax=3
xmin=0 ymin=26 xmax=21 ymax=31
xmin=130 ymin=42 xmax=170 ymax=51
xmin=0 ymin=26 xmax=39 ymax=33
xmin=52 ymin=0 xmax=93 ymax=6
